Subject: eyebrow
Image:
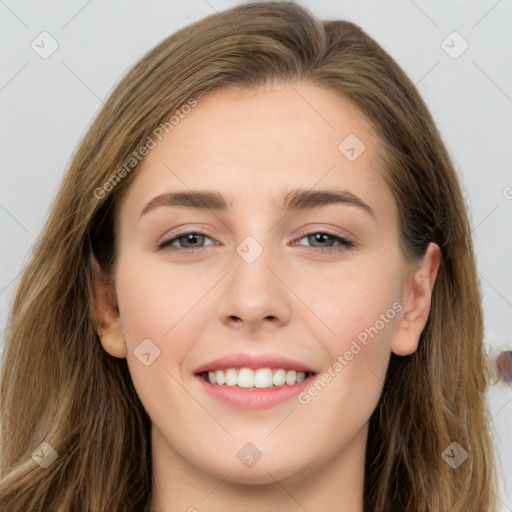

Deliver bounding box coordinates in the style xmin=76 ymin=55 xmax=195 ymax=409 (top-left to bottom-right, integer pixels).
xmin=139 ymin=187 xmax=375 ymax=219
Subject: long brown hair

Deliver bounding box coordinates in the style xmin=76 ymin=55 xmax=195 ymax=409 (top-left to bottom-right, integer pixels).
xmin=0 ymin=2 xmax=498 ymax=510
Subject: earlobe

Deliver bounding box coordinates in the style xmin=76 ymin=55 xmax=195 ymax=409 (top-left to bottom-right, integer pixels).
xmin=91 ymin=252 xmax=127 ymax=359
xmin=99 ymin=331 xmax=127 ymax=359
xmin=391 ymin=242 xmax=441 ymax=356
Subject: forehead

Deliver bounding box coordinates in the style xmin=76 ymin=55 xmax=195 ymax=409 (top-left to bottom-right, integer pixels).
xmin=119 ymin=83 xmax=397 ymax=226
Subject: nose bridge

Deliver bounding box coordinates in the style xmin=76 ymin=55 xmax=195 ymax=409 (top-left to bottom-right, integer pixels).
xmin=216 ymin=232 xmax=292 ymax=327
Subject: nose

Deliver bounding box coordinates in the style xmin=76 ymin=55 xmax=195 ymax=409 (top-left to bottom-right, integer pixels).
xmin=216 ymin=236 xmax=292 ymax=331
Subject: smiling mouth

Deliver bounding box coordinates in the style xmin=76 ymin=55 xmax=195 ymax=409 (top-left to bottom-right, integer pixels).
xmin=197 ymin=367 xmax=316 ymax=389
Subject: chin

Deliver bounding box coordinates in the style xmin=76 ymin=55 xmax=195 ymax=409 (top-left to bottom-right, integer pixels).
xmin=199 ymin=453 xmax=311 ymax=486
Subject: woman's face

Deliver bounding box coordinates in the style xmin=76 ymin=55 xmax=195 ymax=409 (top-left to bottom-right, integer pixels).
xmin=97 ymin=83 xmax=437 ymax=486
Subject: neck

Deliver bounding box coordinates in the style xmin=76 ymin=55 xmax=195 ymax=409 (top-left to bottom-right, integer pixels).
xmin=148 ymin=424 xmax=367 ymax=512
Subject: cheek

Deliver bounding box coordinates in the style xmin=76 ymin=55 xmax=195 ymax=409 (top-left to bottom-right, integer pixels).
xmin=114 ymin=251 xmax=215 ymax=347
xmin=298 ymin=255 xmax=402 ymax=406
xmin=299 ymin=253 xmax=402 ymax=351
xmin=113 ymin=253 xmax=216 ymax=407
xmin=295 ymin=289 xmax=399 ymax=457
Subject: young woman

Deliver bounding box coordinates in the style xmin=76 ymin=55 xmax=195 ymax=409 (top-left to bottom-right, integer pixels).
xmin=0 ymin=2 xmax=498 ymax=511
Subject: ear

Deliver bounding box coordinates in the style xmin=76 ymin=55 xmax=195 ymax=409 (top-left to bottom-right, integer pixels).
xmin=91 ymin=252 xmax=126 ymax=358
xmin=391 ymin=242 xmax=441 ymax=356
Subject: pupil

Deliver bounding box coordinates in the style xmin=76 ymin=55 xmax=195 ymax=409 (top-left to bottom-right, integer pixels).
xmin=312 ymin=233 xmax=330 ymax=246
xmin=184 ymin=234 xmax=202 ymax=247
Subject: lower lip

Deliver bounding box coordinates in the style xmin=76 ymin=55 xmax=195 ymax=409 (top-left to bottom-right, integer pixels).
xmin=196 ymin=374 xmax=316 ymax=409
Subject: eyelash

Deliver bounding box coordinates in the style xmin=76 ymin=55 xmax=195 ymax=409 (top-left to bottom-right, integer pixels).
xmin=157 ymin=230 xmax=356 ymax=254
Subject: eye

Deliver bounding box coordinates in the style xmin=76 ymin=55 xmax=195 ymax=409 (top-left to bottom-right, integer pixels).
xmin=157 ymin=230 xmax=356 ymax=254
xmin=158 ymin=232 xmax=217 ymax=252
xmin=293 ymin=231 xmax=355 ymax=253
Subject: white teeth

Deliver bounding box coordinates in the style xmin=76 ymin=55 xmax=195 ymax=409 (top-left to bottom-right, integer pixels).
xmin=254 ymin=368 xmax=273 ymax=388
xmin=225 ymin=368 xmax=238 ymax=386
xmin=272 ymin=369 xmax=286 ymax=386
xmin=205 ymin=367 xmax=311 ymax=388
xmin=238 ymin=368 xmax=255 ymax=388
xmin=215 ymin=369 xmax=225 ymax=385
xmin=285 ymin=370 xmax=296 ymax=385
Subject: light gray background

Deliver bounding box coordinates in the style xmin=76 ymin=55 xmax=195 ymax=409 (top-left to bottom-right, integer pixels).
xmin=1 ymin=0 xmax=511 ymax=508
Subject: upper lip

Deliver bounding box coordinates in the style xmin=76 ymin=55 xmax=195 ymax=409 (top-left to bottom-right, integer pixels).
xmin=194 ymin=353 xmax=317 ymax=374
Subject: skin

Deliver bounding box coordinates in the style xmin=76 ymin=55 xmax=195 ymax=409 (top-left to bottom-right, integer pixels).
xmin=93 ymin=83 xmax=440 ymax=512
